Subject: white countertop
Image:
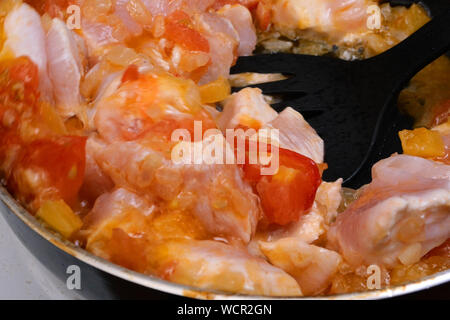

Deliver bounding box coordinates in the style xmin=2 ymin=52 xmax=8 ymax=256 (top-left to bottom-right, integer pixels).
xmin=0 ymin=203 xmax=83 ymax=300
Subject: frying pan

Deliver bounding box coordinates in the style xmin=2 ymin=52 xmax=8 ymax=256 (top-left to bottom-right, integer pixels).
xmin=0 ymin=0 xmax=449 ymax=299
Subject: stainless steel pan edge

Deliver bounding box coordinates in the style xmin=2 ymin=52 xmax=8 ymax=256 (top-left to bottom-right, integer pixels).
xmin=1 ymin=185 xmax=449 ymax=300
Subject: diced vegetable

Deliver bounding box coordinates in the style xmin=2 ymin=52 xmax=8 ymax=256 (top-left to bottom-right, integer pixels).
xmin=255 ymin=148 xmax=321 ymax=225
xmin=164 ymin=11 xmax=210 ymax=53
xmin=36 ymin=199 xmax=83 ymax=238
xmin=0 ymin=56 xmax=39 ymax=106
xmin=11 ymin=136 xmax=87 ymax=205
xmin=256 ymin=1 xmax=271 ymax=31
xmin=199 ymin=77 xmax=231 ymax=104
xmin=241 ymin=140 xmax=321 ymax=226
xmin=121 ymin=64 xmax=140 ymax=84
xmin=399 ymin=127 xmax=445 ymax=158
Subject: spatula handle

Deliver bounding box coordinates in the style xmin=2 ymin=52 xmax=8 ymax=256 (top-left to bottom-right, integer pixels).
xmin=371 ymin=8 xmax=450 ymax=89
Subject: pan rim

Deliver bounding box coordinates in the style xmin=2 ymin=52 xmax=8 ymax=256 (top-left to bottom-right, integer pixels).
xmin=1 ymin=185 xmax=449 ymax=300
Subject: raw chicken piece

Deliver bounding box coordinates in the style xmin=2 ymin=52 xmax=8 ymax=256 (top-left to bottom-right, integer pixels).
xmin=217 ymin=88 xmax=278 ymax=131
xmin=203 ymin=105 xmax=221 ymax=121
xmin=84 ymin=189 xmax=298 ymax=296
xmin=84 ymin=187 xmax=208 ymax=272
xmin=114 ymin=0 xmax=144 ymax=37
xmin=57 ymin=1 xmax=256 ymax=84
xmin=218 ymin=89 xmax=324 ymax=164
xmin=73 ymin=0 xmax=252 ymax=83
xmin=151 ymin=239 xmax=302 ymax=296
xmin=328 ymin=154 xmax=450 ymax=268
xmin=80 ymin=136 xmax=114 ymax=204
xmin=218 ymin=4 xmax=257 ymax=56
xmin=265 ymin=107 xmax=324 ymax=164
xmin=181 ymin=153 xmax=261 ymax=242
xmin=85 ymin=187 xmax=157 ymax=229
xmin=141 ymin=0 xmax=216 ymax=16
xmin=271 ymin=0 xmax=374 ymax=36
xmin=46 ymin=18 xmax=85 ymax=119
xmin=83 ymin=186 xmax=211 ymax=250
xmin=314 ymin=179 xmax=343 ymax=225
xmin=86 ymin=68 xmax=147 ymax=130
xmin=91 ymin=71 xmax=217 ymax=149
xmin=87 ymin=71 xmax=262 ymax=242
xmin=260 ymin=238 xmax=342 ymax=295
xmin=93 ymin=139 xmax=261 ymax=242
xmin=140 ymin=0 xmax=183 ymax=16
xmin=75 ymin=0 xmax=204 ymax=56
xmin=93 ymin=140 xmax=169 ymax=196
xmin=73 ymin=0 xmax=139 ymax=58
xmin=88 ymin=71 xmax=123 ymax=125
xmin=93 ymin=72 xmax=214 ymax=144
xmin=2 ymin=3 xmax=53 ymax=102
xmin=84 ymin=188 xmax=157 ymax=257
xmin=79 ymin=22 xmax=119 ymax=58
xmin=91 ymin=73 xmax=261 ymax=242
xmin=194 ymin=12 xmax=239 ymax=84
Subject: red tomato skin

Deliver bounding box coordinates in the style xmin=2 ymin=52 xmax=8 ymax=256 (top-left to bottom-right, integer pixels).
xmin=9 ymin=57 xmax=39 ymax=93
xmin=164 ymin=11 xmax=210 ymax=53
xmin=24 ymin=0 xmax=69 ymax=18
xmin=0 ymin=57 xmax=41 ymax=178
xmin=0 ymin=57 xmax=40 ymax=107
xmin=242 ymin=146 xmax=321 ymax=226
xmin=255 ymin=1 xmax=271 ymax=31
xmin=0 ymin=58 xmax=88 ymax=210
xmin=9 ymin=136 xmax=87 ymax=209
xmin=121 ymin=65 xmax=140 ymax=85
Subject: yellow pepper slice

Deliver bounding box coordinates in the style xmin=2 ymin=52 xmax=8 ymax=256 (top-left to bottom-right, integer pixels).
xmin=399 ymin=127 xmax=445 ymax=158
xmin=36 ymin=200 xmax=83 ymax=238
xmin=199 ymin=77 xmax=231 ymax=104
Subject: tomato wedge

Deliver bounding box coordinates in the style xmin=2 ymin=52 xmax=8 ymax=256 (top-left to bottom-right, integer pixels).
xmin=121 ymin=64 xmax=140 ymax=85
xmin=240 ymin=139 xmax=321 ymax=226
xmin=9 ymin=136 xmax=87 ymax=209
xmin=0 ymin=56 xmax=40 ymax=108
xmin=164 ymin=11 xmax=210 ymax=53
xmin=255 ymin=1 xmax=272 ymax=31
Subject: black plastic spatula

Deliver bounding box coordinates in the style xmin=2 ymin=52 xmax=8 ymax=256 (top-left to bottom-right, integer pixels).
xmin=231 ymin=6 xmax=450 ymax=188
